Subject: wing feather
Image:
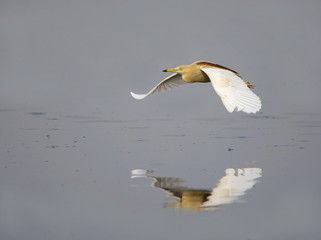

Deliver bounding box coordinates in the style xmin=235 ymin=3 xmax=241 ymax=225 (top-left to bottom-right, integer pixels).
xmin=201 ymin=68 xmax=262 ymax=113
xmin=130 ymin=73 xmax=187 ymax=100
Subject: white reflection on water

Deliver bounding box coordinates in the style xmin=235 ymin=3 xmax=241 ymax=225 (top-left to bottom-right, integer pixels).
xmin=131 ymin=168 xmax=262 ymax=211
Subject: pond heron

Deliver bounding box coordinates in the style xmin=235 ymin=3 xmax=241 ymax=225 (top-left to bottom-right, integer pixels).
xmin=130 ymin=61 xmax=261 ymax=114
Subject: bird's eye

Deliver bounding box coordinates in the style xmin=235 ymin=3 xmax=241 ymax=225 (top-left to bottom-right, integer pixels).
xmin=176 ymin=67 xmax=182 ymax=71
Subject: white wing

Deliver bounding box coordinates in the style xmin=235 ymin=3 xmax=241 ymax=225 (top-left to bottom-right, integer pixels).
xmin=201 ymin=68 xmax=262 ymax=113
xmin=130 ymin=73 xmax=187 ymax=100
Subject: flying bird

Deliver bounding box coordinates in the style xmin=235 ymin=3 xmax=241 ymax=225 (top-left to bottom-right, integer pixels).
xmin=130 ymin=61 xmax=261 ymax=114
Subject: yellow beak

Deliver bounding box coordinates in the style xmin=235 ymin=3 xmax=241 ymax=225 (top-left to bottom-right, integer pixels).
xmin=162 ymin=68 xmax=177 ymax=73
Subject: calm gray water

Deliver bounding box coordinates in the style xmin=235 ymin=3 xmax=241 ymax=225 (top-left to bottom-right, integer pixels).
xmin=1 ymin=1 xmax=321 ymax=240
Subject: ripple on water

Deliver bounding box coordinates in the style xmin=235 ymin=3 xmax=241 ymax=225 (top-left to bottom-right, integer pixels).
xmin=28 ymin=112 xmax=46 ymax=116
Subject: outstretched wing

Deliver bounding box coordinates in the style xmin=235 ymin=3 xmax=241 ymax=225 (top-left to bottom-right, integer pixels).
xmin=130 ymin=73 xmax=187 ymax=100
xmin=201 ymin=68 xmax=262 ymax=114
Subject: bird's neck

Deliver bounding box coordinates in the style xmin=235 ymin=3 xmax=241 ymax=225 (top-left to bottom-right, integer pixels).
xmin=183 ymin=67 xmax=210 ymax=83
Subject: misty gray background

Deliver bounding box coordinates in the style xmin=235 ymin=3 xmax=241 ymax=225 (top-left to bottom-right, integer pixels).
xmin=1 ymin=1 xmax=321 ymax=240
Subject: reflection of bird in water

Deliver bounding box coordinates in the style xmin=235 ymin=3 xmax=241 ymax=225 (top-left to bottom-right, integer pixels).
xmin=150 ymin=177 xmax=212 ymax=210
xmin=131 ymin=168 xmax=262 ymax=211
xmin=130 ymin=61 xmax=261 ymax=114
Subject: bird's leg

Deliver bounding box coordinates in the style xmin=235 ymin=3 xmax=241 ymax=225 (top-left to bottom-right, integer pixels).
xmin=245 ymin=82 xmax=255 ymax=89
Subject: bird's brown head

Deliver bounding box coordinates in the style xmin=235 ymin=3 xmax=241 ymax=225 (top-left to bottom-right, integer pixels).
xmin=162 ymin=63 xmax=207 ymax=83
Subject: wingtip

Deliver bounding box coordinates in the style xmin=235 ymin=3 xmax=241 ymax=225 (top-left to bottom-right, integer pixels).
xmin=130 ymin=91 xmax=138 ymax=99
xmin=130 ymin=91 xmax=145 ymax=100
